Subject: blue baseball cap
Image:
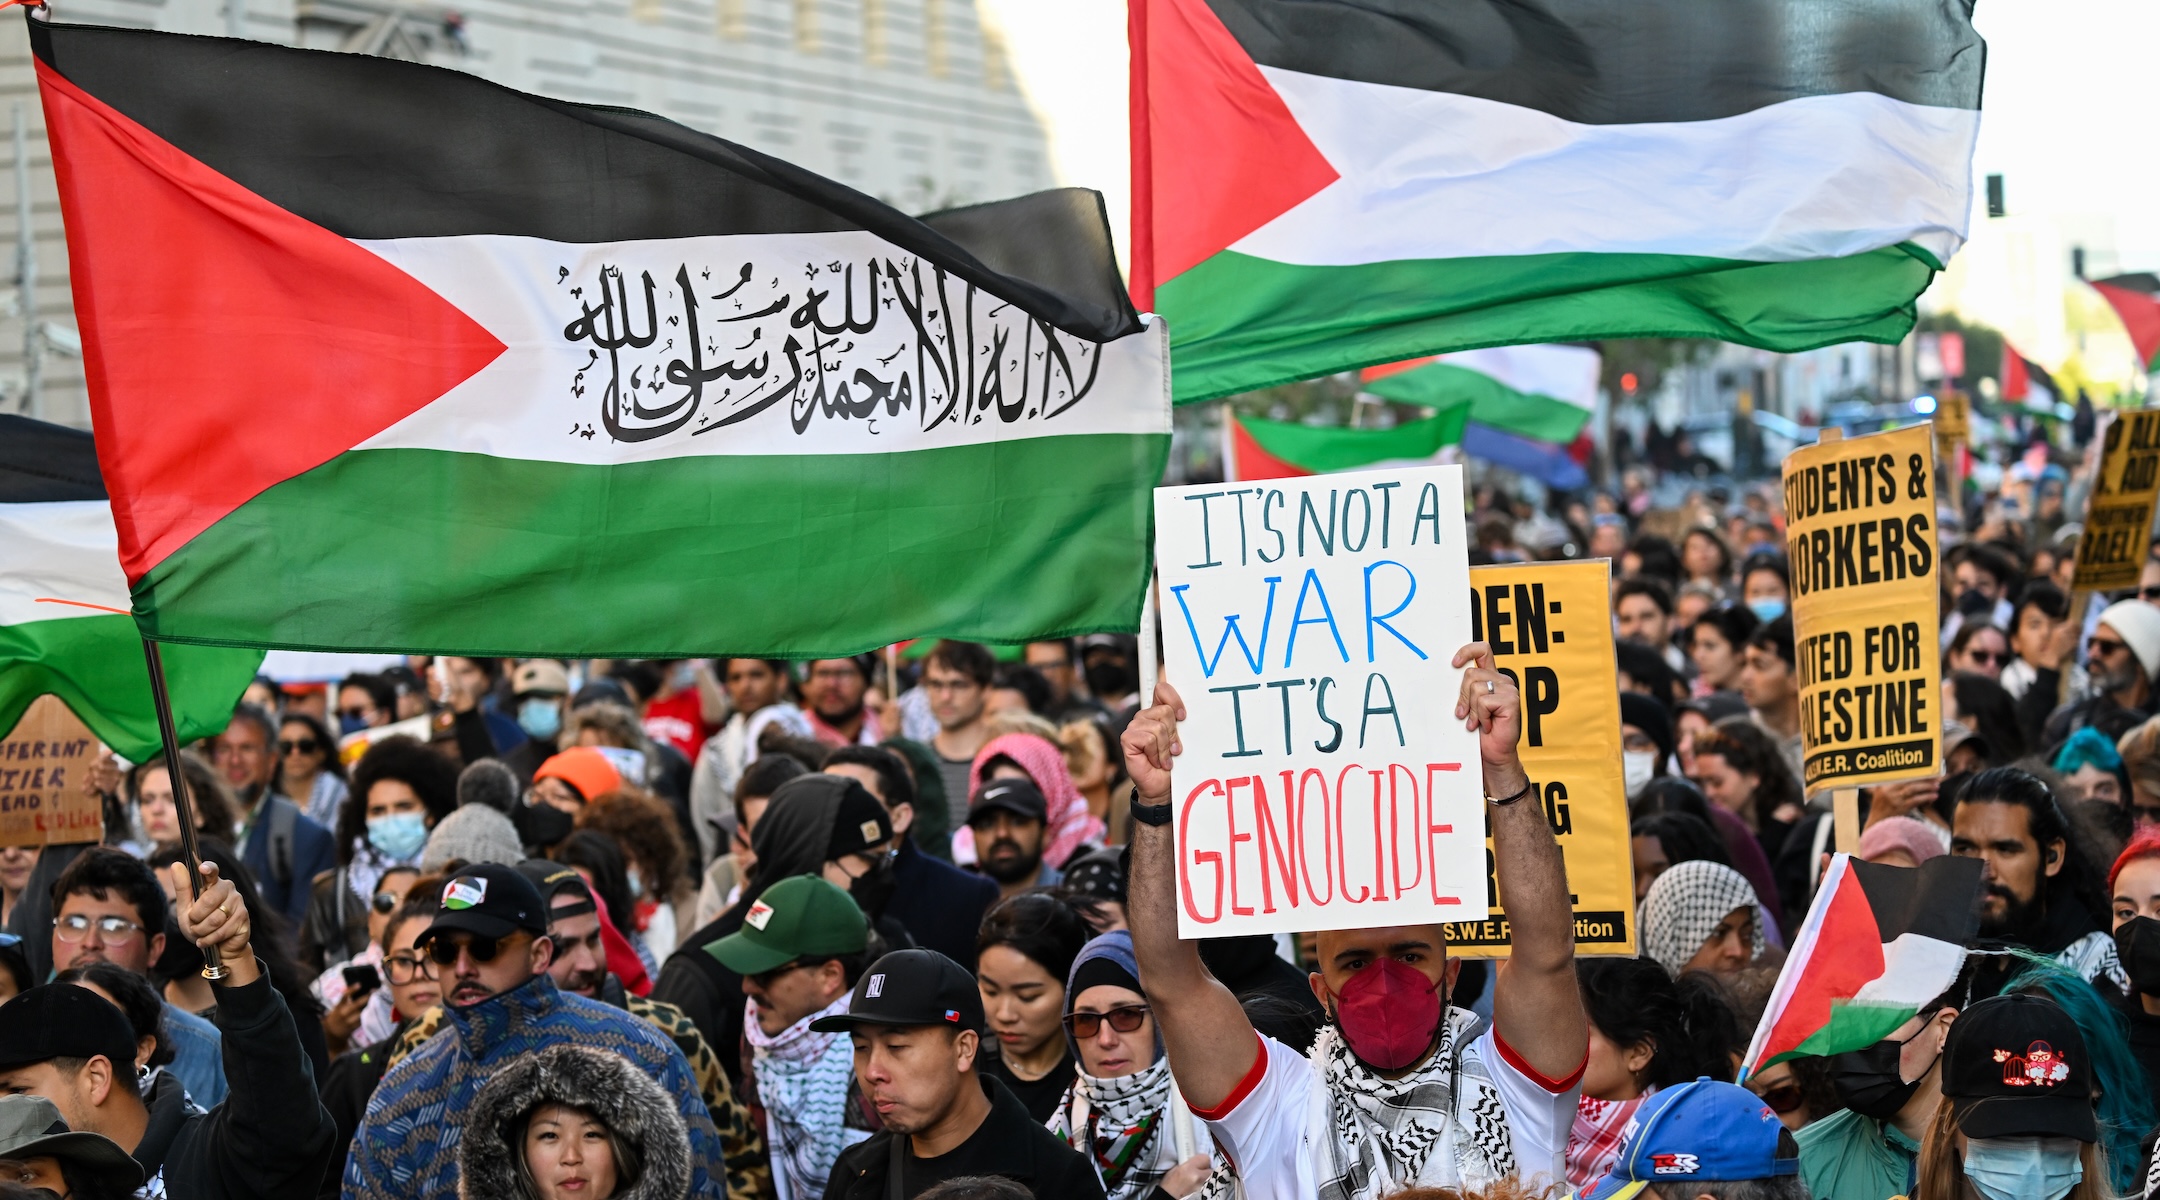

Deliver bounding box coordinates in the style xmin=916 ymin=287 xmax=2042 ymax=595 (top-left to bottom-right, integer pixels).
xmin=1584 ymin=1078 xmax=1799 ymax=1200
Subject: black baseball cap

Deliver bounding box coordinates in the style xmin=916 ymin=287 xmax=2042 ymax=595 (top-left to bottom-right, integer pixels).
xmin=810 ymin=948 xmax=985 ymax=1034
xmin=0 ymin=985 xmax=139 ymax=1075
xmin=1942 ymin=993 xmax=2097 ymax=1142
xmin=516 ymin=859 xmax=597 ymax=919
xmin=417 ymin=863 xmax=549 ymax=945
xmin=967 ymin=777 xmax=1047 ymax=825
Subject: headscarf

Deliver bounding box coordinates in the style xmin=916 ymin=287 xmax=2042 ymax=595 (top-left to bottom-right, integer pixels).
xmin=952 ymin=732 xmax=1105 ymax=869
xmin=1857 ymin=815 xmax=1947 ymax=866
xmin=1637 ymin=859 xmax=1765 ymax=976
xmin=1051 ymin=932 xmax=1182 ymax=1200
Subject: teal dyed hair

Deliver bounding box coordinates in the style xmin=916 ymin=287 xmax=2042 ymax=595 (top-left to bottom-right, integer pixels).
xmin=2051 ymin=726 xmax=2124 ymax=775
xmin=2002 ymin=953 xmax=2156 ymax=1195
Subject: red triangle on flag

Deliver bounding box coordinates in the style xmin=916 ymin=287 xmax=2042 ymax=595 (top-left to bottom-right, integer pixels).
xmin=37 ymin=61 xmax=506 ymax=585
xmin=1227 ymin=415 xmax=1312 ymax=482
xmin=2093 ymin=281 xmax=2160 ymax=370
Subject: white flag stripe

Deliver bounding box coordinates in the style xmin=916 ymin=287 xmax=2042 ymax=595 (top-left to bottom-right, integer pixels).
xmin=1437 ymin=344 xmax=1601 ymax=412
xmin=0 ymin=499 xmax=132 ymax=627
xmin=1850 ymin=932 xmax=1967 ymax=1007
xmin=1237 ymin=70 xmax=1976 ymax=269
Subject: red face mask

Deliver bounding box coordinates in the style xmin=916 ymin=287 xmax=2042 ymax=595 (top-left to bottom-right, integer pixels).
xmin=1330 ymin=956 xmax=1443 ymax=1070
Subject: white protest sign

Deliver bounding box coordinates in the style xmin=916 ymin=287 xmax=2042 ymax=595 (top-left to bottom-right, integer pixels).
xmin=1154 ymin=464 xmax=1483 ymax=938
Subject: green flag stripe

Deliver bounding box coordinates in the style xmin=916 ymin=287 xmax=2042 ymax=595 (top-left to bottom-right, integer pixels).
xmin=1238 ymin=410 xmax=1468 ymax=473
xmin=0 ymin=612 xmax=260 ymax=760
xmin=1364 ymin=362 xmax=1591 ymax=445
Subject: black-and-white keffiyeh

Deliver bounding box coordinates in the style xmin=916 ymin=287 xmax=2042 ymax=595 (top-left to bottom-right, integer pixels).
xmin=1051 ymin=1058 xmax=1237 ymax=1200
xmin=1637 ymin=858 xmax=1765 ymax=976
xmin=1317 ymin=1006 xmax=1514 ymax=1200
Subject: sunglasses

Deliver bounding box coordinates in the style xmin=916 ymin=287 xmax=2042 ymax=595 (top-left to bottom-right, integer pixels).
xmin=278 ymin=738 xmax=321 ymax=755
xmin=371 ymin=890 xmax=403 ymax=915
xmin=2142 ymin=586 xmax=2160 ymax=601
xmin=1063 ymin=1005 xmax=1150 ymax=1039
xmin=1960 ymin=650 xmax=2002 ymax=667
xmin=1755 ymin=1082 xmax=1804 ymax=1115
xmin=749 ymin=960 xmax=811 ymax=990
xmin=426 ymin=933 xmax=516 ymax=966
xmin=2089 ymin=637 xmax=2130 ymax=658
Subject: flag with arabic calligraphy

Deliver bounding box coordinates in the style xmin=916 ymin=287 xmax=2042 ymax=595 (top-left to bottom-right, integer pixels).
xmin=0 ymin=417 xmax=261 ymax=760
xmin=32 ymin=16 xmax=1168 ymax=658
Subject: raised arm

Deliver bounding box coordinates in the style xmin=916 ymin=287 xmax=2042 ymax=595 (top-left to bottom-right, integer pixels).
xmin=1123 ymin=682 xmax=1264 ymax=1110
xmin=1452 ymin=643 xmax=1586 ymax=1083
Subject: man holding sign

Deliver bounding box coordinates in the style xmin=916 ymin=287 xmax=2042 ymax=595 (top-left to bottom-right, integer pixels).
xmin=1122 ymin=654 xmax=1586 ymax=1196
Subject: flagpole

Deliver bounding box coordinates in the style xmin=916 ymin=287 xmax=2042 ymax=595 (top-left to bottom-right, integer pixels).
xmin=1137 ymin=569 xmax=1158 ymax=709
xmin=140 ymin=638 xmax=228 ymax=980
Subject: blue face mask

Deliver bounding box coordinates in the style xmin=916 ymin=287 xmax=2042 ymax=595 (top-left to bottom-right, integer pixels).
xmin=1963 ymin=1136 xmax=2083 ymax=1200
xmin=517 ymin=697 xmax=562 ymax=741
xmin=338 ymin=713 xmax=369 ymax=736
xmin=366 ymin=811 xmax=430 ymax=861
xmin=1747 ymin=598 xmax=1787 ymax=623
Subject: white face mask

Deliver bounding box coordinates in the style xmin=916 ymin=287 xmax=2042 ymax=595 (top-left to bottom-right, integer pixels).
xmin=1623 ymin=750 xmax=1658 ymax=798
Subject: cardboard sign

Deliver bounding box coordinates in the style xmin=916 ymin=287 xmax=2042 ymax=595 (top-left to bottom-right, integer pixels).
xmin=1154 ymin=464 xmax=1482 ymax=937
xmin=1934 ymin=393 xmax=1970 ymax=445
xmin=2071 ymin=408 xmax=2160 ymax=593
xmin=0 ymin=695 xmax=106 ymax=847
xmin=1784 ymin=424 xmax=1942 ymax=792
xmin=1445 ymin=560 xmax=1636 ymax=957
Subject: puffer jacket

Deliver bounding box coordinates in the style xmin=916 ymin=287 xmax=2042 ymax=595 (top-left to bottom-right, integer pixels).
xmin=460 ymin=1043 xmax=693 ymax=1200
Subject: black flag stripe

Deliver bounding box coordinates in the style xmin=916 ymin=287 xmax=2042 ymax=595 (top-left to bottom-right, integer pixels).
xmin=0 ymin=415 xmax=105 ymax=503
xmin=1849 ymin=854 xmax=1983 ymax=946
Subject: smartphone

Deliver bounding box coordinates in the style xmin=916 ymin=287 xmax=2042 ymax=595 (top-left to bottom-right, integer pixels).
xmin=342 ymin=963 xmax=382 ymax=995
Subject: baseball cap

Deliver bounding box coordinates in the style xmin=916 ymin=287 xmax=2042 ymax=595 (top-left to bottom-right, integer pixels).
xmin=533 ymin=747 xmax=623 ymax=803
xmin=828 ymin=781 xmax=895 ymax=859
xmin=512 ymin=660 xmax=570 ymax=697
xmin=967 ymin=777 xmax=1047 ymax=825
xmin=0 ymin=1095 xmax=141 ymax=1192
xmin=1583 ymin=1078 xmax=1799 ymax=1200
xmin=416 ymin=863 xmax=549 ymax=945
xmin=1942 ymin=992 xmax=2097 ymax=1142
xmin=516 ymin=859 xmax=597 ymax=919
xmin=810 ymin=947 xmax=985 ymax=1034
xmin=706 ymin=875 xmax=869 ymax=976
xmin=0 ymin=985 xmax=138 ymax=1076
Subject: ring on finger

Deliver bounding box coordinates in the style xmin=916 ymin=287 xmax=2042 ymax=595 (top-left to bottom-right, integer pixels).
xmin=1485 ymin=679 xmax=1495 ymax=693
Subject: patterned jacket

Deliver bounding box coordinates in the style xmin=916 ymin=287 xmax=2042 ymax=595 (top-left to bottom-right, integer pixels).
xmin=388 ymin=979 xmax=773 ymax=1200
xmin=345 ymin=972 xmax=724 ymax=1200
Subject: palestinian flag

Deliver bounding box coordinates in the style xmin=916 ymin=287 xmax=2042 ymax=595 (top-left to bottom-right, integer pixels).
xmin=1741 ymin=853 xmax=1983 ymax=1076
xmin=0 ymin=416 xmax=262 ymax=761
xmin=34 ymin=16 xmax=1168 ymax=659
xmin=1226 ymin=411 xmax=1464 ymax=481
xmin=1131 ymin=0 xmax=1986 ymax=403
xmin=2091 ymin=274 xmax=2160 ymax=371
xmin=1362 ymin=345 xmax=1600 ymax=446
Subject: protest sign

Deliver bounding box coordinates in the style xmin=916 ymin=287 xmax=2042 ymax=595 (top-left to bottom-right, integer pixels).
xmin=1154 ymin=464 xmax=1481 ymax=937
xmin=0 ymin=694 xmax=104 ymax=847
xmin=1446 ymin=560 xmax=1635 ymax=957
xmin=2071 ymin=408 xmax=2160 ymax=593
xmin=1784 ymin=425 xmax=1942 ymax=792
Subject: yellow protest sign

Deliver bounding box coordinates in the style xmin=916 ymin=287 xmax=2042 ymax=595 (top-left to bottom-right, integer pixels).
xmin=2071 ymin=408 xmax=2160 ymax=593
xmin=1934 ymin=393 xmax=1969 ymax=444
xmin=1784 ymin=425 xmax=1942 ymax=792
xmin=1443 ymin=560 xmax=1634 ymax=957
xmin=0 ymin=695 xmax=105 ymax=848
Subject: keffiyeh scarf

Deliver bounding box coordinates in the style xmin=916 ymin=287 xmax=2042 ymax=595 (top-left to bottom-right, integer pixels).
xmin=1566 ymin=1089 xmax=1655 ymax=1190
xmin=1317 ymin=1007 xmax=1514 ymax=1200
xmin=1052 ymin=1057 xmax=1175 ymax=1200
xmin=1638 ymin=858 xmax=1766 ymax=976
xmin=745 ymin=994 xmax=859 ymax=1200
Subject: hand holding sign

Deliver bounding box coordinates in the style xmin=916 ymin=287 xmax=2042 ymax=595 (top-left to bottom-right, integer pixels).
xmin=1452 ymin=642 xmax=1531 ymax=794
xmin=1123 ymin=681 xmax=1188 ymax=805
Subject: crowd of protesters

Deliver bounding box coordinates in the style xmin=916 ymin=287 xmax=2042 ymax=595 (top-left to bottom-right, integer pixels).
xmin=3 ymin=448 xmax=2160 ymax=1199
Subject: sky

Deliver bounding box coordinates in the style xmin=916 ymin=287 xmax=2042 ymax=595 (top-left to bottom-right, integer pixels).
xmin=985 ymin=0 xmax=2160 ymax=281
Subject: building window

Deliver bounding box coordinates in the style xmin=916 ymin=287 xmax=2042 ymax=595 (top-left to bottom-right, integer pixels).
xmin=981 ymin=24 xmax=1009 ymax=90
xmin=924 ymin=0 xmax=947 ymax=77
xmin=863 ymin=0 xmax=886 ymax=63
xmin=716 ymin=0 xmax=746 ymax=39
xmin=795 ymin=0 xmax=818 ymax=51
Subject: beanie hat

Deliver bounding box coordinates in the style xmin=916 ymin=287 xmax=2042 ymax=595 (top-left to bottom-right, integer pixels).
xmin=2099 ymin=600 xmax=2160 ymax=680
xmin=1620 ymin=692 xmax=1675 ymax=761
xmin=1856 ymin=815 xmax=1947 ymax=866
xmin=421 ymin=804 xmax=526 ymax=873
xmin=533 ymin=746 xmax=623 ymax=803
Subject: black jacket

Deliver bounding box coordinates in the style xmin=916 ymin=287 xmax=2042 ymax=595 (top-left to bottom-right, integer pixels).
xmin=315 ymin=1024 xmax=411 ymax=1199
xmin=824 ymin=1075 xmax=1104 ymax=1200
xmin=887 ymin=840 xmax=998 ymax=967
xmin=136 ymin=971 xmax=339 ymax=1200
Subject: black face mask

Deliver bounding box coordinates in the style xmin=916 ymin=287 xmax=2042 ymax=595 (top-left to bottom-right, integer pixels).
xmin=1829 ymin=1033 xmax=1927 ymax=1120
xmin=2116 ymin=915 xmax=2160 ymax=996
xmin=1084 ymin=661 xmax=1132 ymax=700
xmin=1955 ymin=588 xmax=1994 ymax=617
xmin=513 ymin=799 xmax=576 ymax=850
xmin=848 ymin=858 xmax=897 ymax=918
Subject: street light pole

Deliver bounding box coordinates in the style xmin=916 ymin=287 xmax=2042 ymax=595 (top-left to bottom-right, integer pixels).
xmin=15 ymin=103 xmax=39 ymax=421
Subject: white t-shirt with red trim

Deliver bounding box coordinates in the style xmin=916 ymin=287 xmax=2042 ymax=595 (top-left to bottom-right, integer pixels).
xmin=1192 ymin=1022 xmax=1583 ymax=1200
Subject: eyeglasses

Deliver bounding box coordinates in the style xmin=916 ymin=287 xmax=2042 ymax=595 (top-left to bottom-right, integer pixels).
xmin=2088 ymin=637 xmax=2130 ymax=658
xmin=339 ymin=707 xmax=373 ymax=721
xmin=1063 ymin=1005 xmax=1150 ymax=1039
xmin=278 ymin=738 xmax=321 ymax=755
xmin=56 ymin=914 xmax=143 ymax=943
xmin=371 ymin=890 xmax=403 ymax=915
xmin=426 ymin=933 xmax=514 ymax=966
xmin=2142 ymin=586 xmax=2160 ymax=601
xmin=1961 ymin=650 xmax=2003 ymax=667
xmin=1755 ymin=1082 xmax=1804 ymax=1115
xmin=383 ymin=954 xmax=437 ymax=984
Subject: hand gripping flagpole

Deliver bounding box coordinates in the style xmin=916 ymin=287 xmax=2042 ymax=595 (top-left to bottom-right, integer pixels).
xmin=140 ymin=639 xmax=229 ymax=981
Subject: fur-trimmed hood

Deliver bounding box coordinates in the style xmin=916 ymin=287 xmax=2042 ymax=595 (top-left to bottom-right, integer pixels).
xmin=458 ymin=1044 xmax=691 ymax=1200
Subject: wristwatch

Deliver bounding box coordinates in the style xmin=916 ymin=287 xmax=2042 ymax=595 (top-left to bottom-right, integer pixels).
xmin=1129 ymin=784 xmax=1174 ymax=826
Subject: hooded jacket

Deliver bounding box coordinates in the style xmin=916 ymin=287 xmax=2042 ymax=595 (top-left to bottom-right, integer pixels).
xmin=459 ymin=1043 xmax=692 ymax=1200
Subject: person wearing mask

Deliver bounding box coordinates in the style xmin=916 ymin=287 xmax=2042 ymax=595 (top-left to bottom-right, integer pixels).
xmin=926 ymin=643 xmax=998 ymax=830
xmin=1619 ymin=693 xmax=1674 ymax=802
xmin=497 ymin=659 xmax=574 ymax=785
xmin=1736 ymin=616 xmax=1802 ymax=779
xmin=217 ymin=704 xmax=339 ymax=930
xmin=1795 ymin=994 xmax=1959 ymax=1200
xmin=1077 ymin=636 xmax=1139 ymax=720
xmin=973 ymin=894 xmax=1091 ymax=1123
xmin=1638 ymin=859 xmax=1766 ymax=979
xmin=1685 ymin=604 xmax=1760 ymax=701
xmin=0 ymin=1094 xmax=144 ymax=1198
xmin=275 ymin=712 xmax=349 ymax=831
xmin=1579 ymin=1078 xmax=1805 ymax=1200
xmin=337 ymin=674 xmax=396 ymax=733
xmin=302 ymin=735 xmax=460 ymax=974
xmin=693 ymin=658 xmax=814 ymax=864
xmin=708 ymin=875 xmax=877 ymax=1200
xmin=531 ymin=745 xmax=626 ymax=816
xmin=0 ymin=859 xmax=339 ymax=1199
xmin=1737 ymin=553 xmax=1790 ymax=625
xmin=2042 ymin=599 xmax=2160 ymax=754
xmin=48 ymin=848 xmax=227 ymax=1109
xmin=1950 ymin=768 xmax=2125 ymax=994
xmin=347 ymin=864 xmax=726 ymax=1199
xmin=803 ymin=658 xmax=884 ymax=750
xmin=2106 ymin=827 xmax=2160 ymax=1088
xmin=1948 ymin=622 xmax=2012 ymax=682
xmin=1047 ymin=931 xmax=1216 ymax=1200
xmin=462 ymin=1043 xmax=695 ymax=1200
xmin=1566 ymin=959 xmax=1742 ymax=1191
xmin=1615 ymin=578 xmax=1688 ymax=677
xmin=822 ymin=746 xmax=997 ymax=968
xmin=1123 ymin=650 xmax=1588 ymax=1195
xmin=955 ymin=734 xmax=1104 ymax=881
xmin=818 ymin=948 xmax=1104 ymax=1200
xmin=1910 ymin=992 xmax=2106 ymax=1200
xmin=316 ymin=892 xmax=442 ymax=1197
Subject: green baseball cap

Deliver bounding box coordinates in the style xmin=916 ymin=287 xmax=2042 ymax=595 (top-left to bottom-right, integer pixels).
xmin=707 ymin=875 xmax=869 ymax=976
